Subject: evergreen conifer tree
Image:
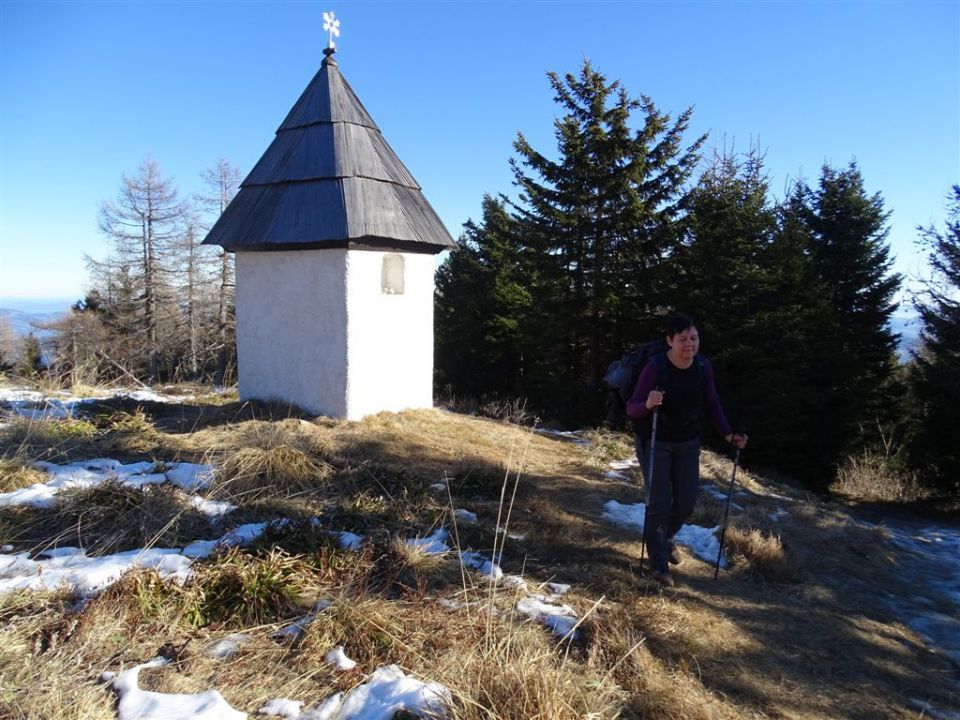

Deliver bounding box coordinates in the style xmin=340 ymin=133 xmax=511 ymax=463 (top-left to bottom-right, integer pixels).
xmin=675 ymin=149 xmax=831 ymax=478
xmin=782 ymin=163 xmax=901 ymax=484
xmin=909 ymin=185 xmax=960 ymax=497
xmin=509 ymin=61 xmax=705 ymax=421
xmin=435 ymin=196 xmax=531 ymax=398
xmin=17 ymin=334 xmax=44 ymax=378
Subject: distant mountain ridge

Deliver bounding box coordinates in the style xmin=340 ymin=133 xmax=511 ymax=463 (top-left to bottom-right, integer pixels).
xmin=889 ymin=313 xmax=922 ymax=362
xmin=0 ymin=298 xmax=74 ymax=339
xmin=0 ymin=298 xmax=926 ymax=361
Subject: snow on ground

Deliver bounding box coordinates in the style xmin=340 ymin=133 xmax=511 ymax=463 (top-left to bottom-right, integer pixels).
xmin=2 ymin=406 xmax=953 ymax=718
xmin=1 ymin=448 xmax=588 ymax=719
xmin=602 ymin=499 xmax=726 ymax=569
xmin=102 ymin=657 xmax=246 ymax=720
xmin=534 ymin=428 xmax=591 ymax=446
xmin=0 ymin=459 xmax=217 ymax=509
xmin=603 ymin=452 xmax=960 ymax=694
xmin=0 ymin=386 xmax=196 ymax=421
xmin=256 ymin=664 xmax=451 ymax=720
xmin=877 ymin=518 xmax=960 ymax=667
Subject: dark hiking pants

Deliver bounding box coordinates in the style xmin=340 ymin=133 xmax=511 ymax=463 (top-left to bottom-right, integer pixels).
xmin=635 ymin=436 xmax=701 ymax=573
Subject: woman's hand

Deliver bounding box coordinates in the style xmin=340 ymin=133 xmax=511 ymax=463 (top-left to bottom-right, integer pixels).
xmin=645 ymin=390 xmax=665 ymax=411
xmin=725 ymin=433 xmax=748 ymax=449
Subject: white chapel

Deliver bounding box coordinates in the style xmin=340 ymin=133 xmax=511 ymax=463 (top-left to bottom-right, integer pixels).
xmin=202 ymin=36 xmax=456 ymax=420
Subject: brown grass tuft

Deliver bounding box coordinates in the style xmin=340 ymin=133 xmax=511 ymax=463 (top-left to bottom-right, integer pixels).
xmin=184 ymin=548 xmax=309 ymax=628
xmin=213 ymin=445 xmax=333 ymax=500
xmin=723 ymin=526 xmax=803 ymax=584
xmin=42 ymin=480 xmax=214 ymax=555
xmin=831 ymin=448 xmax=924 ymax=503
xmin=0 ymin=415 xmax=100 ymax=463
xmin=0 ymin=458 xmax=46 ymax=493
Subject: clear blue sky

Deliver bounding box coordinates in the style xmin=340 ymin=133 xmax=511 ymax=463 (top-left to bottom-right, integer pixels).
xmin=1 ymin=0 xmax=957 ymax=305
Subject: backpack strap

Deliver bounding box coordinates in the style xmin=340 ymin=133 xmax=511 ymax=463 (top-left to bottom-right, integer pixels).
xmin=651 ymin=353 xmax=669 ymax=390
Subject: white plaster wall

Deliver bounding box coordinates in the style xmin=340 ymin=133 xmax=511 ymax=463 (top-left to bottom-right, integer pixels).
xmin=236 ymin=250 xmax=349 ymax=417
xmin=344 ymin=250 xmax=435 ymax=420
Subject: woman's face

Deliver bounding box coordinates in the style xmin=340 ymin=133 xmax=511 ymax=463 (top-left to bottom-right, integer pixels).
xmin=667 ymin=326 xmax=699 ymax=360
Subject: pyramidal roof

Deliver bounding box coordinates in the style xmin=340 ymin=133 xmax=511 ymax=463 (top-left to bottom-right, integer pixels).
xmin=202 ymin=49 xmax=455 ymax=254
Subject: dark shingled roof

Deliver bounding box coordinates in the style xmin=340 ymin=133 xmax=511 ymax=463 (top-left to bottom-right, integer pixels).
xmin=202 ymin=49 xmax=455 ymax=254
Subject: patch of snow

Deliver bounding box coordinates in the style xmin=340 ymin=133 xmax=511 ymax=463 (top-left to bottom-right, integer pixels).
xmin=454 ymin=508 xmax=477 ymax=524
xmin=602 ymin=499 xmax=726 ymax=568
xmin=0 ymin=547 xmax=195 ymax=596
xmin=275 ymin=601 xmax=333 ymax=640
xmin=500 ymin=575 xmax=528 ymax=590
xmin=259 ymin=699 xmax=302 ymax=719
xmin=0 ymin=459 xmax=217 ymax=509
xmin=324 ymin=664 xmax=450 ymax=720
xmin=166 ymin=463 xmax=216 ymax=491
xmin=460 ymin=551 xmax=503 ymax=580
xmin=206 ymin=634 xmax=252 ymax=660
xmin=324 ymin=646 xmax=357 ymax=671
xmin=701 ymin=483 xmax=743 ymax=509
xmin=102 ymin=657 xmax=245 ymax=720
xmin=881 ymin=519 xmax=960 ymax=667
xmin=337 ymin=532 xmax=363 ymax=551
xmin=516 ymin=595 xmax=579 ymax=639
xmin=407 ymin=528 xmax=449 ymax=554
xmin=535 ymin=429 xmax=591 ymax=446
xmin=189 ymin=495 xmax=237 ymax=518
xmin=908 ymin=698 xmax=960 ymax=720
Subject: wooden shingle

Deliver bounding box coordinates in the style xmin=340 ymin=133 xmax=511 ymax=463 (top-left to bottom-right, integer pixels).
xmin=202 ymin=50 xmax=455 ymax=254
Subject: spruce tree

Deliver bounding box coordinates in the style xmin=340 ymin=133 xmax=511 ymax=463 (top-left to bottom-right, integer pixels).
xmin=909 ymin=185 xmax=960 ymax=497
xmin=435 ymin=196 xmax=532 ymax=398
xmin=509 ymin=61 xmax=705 ymax=421
xmin=783 ymin=163 xmax=901 ymax=484
xmin=675 ymin=149 xmax=831 ymax=479
xmin=17 ymin=334 xmax=44 ymax=378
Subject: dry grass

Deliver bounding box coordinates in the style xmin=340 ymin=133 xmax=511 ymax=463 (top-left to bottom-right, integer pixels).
xmin=213 ymin=445 xmax=333 ymax=500
xmin=722 ymin=527 xmax=802 ymax=584
xmin=184 ymin=548 xmax=309 ymax=628
xmin=0 ymin=458 xmax=46 ymax=493
xmin=832 ymin=448 xmax=925 ymax=503
xmin=1 ymin=480 xmax=216 ymax=554
xmin=0 ymin=401 xmax=957 ymax=720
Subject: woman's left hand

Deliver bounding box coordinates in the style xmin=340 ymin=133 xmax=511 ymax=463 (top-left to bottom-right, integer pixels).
xmin=726 ymin=433 xmax=748 ymax=449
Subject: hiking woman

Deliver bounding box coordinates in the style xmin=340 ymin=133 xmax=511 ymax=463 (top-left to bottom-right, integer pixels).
xmin=626 ymin=314 xmax=747 ymax=587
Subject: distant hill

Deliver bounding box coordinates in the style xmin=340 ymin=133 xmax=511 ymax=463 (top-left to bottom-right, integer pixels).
xmin=889 ymin=312 xmax=922 ymax=362
xmin=0 ymin=298 xmax=927 ymax=363
xmin=0 ymin=300 xmax=72 ymax=339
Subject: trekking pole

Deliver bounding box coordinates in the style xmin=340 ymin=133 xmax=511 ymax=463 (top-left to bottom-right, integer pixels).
xmin=638 ymin=407 xmax=658 ymax=573
xmin=714 ymin=446 xmax=741 ymax=580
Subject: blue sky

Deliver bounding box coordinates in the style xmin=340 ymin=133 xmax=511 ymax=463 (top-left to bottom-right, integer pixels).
xmin=1 ymin=0 xmax=957 ymax=305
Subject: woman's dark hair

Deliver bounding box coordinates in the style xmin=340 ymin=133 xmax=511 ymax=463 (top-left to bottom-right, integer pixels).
xmin=665 ymin=313 xmax=697 ymax=338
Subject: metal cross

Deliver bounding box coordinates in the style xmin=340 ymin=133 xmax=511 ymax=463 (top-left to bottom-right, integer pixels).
xmin=323 ymin=11 xmax=341 ymax=50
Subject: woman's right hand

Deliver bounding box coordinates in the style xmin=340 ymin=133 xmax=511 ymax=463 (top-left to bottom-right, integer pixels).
xmin=645 ymin=390 xmax=665 ymax=410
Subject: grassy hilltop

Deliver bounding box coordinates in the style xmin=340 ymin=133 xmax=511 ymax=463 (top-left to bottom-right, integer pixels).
xmin=0 ymin=387 xmax=956 ymax=719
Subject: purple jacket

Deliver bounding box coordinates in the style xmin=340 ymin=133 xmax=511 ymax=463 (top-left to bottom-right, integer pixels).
xmin=626 ymin=354 xmax=732 ymax=440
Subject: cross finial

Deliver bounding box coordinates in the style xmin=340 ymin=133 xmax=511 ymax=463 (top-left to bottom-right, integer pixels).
xmin=323 ymin=11 xmax=341 ymax=50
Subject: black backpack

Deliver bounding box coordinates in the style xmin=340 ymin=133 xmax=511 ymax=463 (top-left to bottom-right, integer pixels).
xmin=603 ymin=340 xmax=668 ymax=428
xmin=603 ymin=341 xmax=705 ymax=431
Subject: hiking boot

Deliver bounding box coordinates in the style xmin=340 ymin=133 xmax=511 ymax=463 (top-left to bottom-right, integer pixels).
xmin=652 ymin=570 xmax=675 ymax=588
xmin=668 ymin=543 xmax=682 ymax=566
